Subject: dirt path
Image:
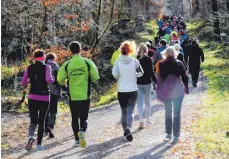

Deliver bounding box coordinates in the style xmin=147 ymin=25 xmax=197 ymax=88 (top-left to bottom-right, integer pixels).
xmin=1 ymin=72 xmax=207 ymax=159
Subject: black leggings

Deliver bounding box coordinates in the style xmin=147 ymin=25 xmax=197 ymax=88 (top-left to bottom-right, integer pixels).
xmin=28 ymin=99 xmax=49 ymax=145
xmin=69 ymin=99 xmax=90 ymax=140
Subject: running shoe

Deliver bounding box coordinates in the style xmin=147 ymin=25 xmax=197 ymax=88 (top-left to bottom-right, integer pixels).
xmin=25 ymin=138 xmax=34 ymax=151
xmin=78 ymin=131 xmax=86 ymax=148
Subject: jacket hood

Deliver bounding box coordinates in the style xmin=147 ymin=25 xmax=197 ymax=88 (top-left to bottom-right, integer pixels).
xmin=118 ymin=55 xmax=133 ymax=64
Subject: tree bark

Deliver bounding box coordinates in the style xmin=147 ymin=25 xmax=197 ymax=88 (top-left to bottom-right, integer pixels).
xmin=212 ymin=0 xmax=220 ymax=39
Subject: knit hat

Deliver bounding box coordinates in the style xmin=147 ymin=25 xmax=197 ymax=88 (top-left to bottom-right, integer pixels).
xmin=34 ymin=49 xmax=45 ymax=61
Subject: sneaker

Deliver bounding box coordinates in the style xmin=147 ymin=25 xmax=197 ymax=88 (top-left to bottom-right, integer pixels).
xmin=139 ymin=122 xmax=144 ymax=129
xmin=47 ymin=128 xmax=55 ymax=138
xmin=170 ymin=136 xmax=179 ymax=144
xmin=25 ymin=138 xmax=35 ymax=151
xmin=192 ymin=83 xmax=197 ymax=87
xmin=36 ymin=145 xmax=45 ymax=151
xmin=124 ymin=128 xmax=133 ymax=142
xmin=73 ymin=140 xmax=80 ymax=147
xmin=164 ymin=134 xmax=172 ymax=142
xmin=78 ymin=131 xmax=86 ymax=148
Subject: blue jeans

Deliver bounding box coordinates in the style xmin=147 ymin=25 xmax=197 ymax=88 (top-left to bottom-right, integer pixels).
xmin=164 ymin=96 xmax=184 ymax=137
xmin=137 ymin=84 xmax=152 ymax=121
xmin=118 ymin=91 xmax=137 ymax=131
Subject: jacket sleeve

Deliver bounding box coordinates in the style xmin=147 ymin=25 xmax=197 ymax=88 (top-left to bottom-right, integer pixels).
xmin=21 ymin=67 xmax=29 ymax=86
xmin=200 ymin=48 xmax=204 ymax=62
xmin=135 ymin=59 xmax=144 ymax=77
xmin=112 ymin=60 xmax=119 ymax=79
xmin=149 ymin=59 xmax=157 ymax=84
xmin=152 ymin=51 xmax=159 ymax=66
xmin=46 ymin=65 xmax=55 ymax=84
xmin=88 ymin=59 xmax=99 ymax=82
xmin=179 ymin=62 xmax=189 ymax=88
xmin=57 ymin=61 xmax=69 ymax=86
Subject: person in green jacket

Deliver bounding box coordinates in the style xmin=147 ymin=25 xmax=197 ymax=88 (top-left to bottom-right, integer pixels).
xmin=57 ymin=41 xmax=99 ymax=148
xmin=163 ymin=34 xmax=171 ymax=45
xmin=111 ymin=49 xmax=121 ymax=66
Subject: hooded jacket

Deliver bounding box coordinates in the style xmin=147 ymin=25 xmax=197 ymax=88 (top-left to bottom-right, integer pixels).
xmin=112 ymin=55 xmax=143 ymax=92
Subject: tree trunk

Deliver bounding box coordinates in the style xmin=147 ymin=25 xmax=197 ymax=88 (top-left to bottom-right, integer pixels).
xmin=226 ymin=0 xmax=229 ymax=11
xmin=212 ymin=0 xmax=220 ymax=39
xmin=95 ymin=0 xmax=102 ymax=40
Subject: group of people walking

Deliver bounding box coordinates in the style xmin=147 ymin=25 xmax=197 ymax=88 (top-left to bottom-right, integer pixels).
xmin=21 ymin=14 xmax=204 ymax=151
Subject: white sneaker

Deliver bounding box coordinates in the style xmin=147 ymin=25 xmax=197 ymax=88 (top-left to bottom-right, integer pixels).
xmin=73 ymin=140 xmax=80 ymax=147
xmin=164 ymin=134 xmax=172 ymax=142
xmin=36 ymin=145 xmax=45 ymax=151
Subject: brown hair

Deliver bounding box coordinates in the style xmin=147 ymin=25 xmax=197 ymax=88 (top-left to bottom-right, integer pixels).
xmin=120 ymin=40 xmax=136 ymax=55
xmin=45 ymin=53 xmax=57 ymax=62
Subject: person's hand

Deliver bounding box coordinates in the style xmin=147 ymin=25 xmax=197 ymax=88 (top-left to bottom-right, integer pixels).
xmin=184 ymin=86 xmax=189 ymax=94
xmin=153 ymin=83 xmax=157 ymax=91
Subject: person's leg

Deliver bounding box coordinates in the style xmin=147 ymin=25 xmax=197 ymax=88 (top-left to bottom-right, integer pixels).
xmin=143 ymin=84 xmax=152 ymax=123
xmin=137 ymin=85 xmax=144 ymax=122
xmin=48 ymin=94 xmax=59 ymax=129
xmin=26 ymin=99 xmax=38 ymax=150
xmin=127 ymin=91 xmax=137 ymax=129
xmin=164 ymin=99 xmax=172 ymax=140
xmin=37 ymin=101 xmax=49 ymax=149
xmin=79 ymin=99 xmax=90 ymax=132
xmin=28 ymin=99 xmax=38 ymax=138
xmin=124 ymin=91 xmax=137 ymax=142
xmin=193 ymin=68 xmax=200 ymax=86
xmin=172 ymin=96 xmax=184 ymax=139
xmin=69 ymin=101 xmax=80 ymax=141
xmin=118 ymin=92 xmax=128 ymax=131
xmin=78 ymin=99 xmax=90 ymax=148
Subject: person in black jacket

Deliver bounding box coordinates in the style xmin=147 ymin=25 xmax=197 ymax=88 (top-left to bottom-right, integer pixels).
xmin=136 ymin=43 xmax=157 ymax=129
xmin=185 ymin=39 xmax=204 ymax=87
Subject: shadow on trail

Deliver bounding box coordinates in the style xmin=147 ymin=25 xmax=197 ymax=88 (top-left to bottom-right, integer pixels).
xmin=51 ymin=129 xmax=143 ymax=159
xmin=129 ymin=141 xmax=176 ymax=159
xmin=134 ymin=104 xmax=164 ymax=121
xmin=15 ymin=135 xmax=74 ymax=159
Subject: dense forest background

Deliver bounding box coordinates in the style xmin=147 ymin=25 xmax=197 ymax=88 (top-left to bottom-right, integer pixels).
xmin=1 ymin=0 xmax=229 ymax=105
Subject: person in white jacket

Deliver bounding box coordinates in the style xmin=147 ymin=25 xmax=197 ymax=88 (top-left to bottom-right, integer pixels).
xmin=112 ymin=40 xmax=143 ymax=142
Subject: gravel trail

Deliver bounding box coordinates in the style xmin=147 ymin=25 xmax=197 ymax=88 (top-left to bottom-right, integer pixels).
xmin=1 ymin=72 xmax=207 ymax=159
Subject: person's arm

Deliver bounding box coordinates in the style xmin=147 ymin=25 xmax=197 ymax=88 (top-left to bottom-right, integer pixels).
xmin=149 ymin=59 xmax=157 ymax=84
xmin=112 ymin=60 xmax=119 ymax=79
xmin=136 ymin=60 xmax=144 ymax=77
xmin=184 ymin=47 xmax=189 ymax=64
xmin=46 ymin=65 xmax=55 ymax=84
xmin=152 ymin=51 xmax=158 ymax=66
xmin=88 ymin=59 xmax=99 ymax=82
xmin=200 ymin=48 xmax=204 ymax=63
xmin=179 ymin=62 xmax=189 ymax=94
xmin=57 ymin=62 xmax=68 ymax=86
xmin=20 ymin=67 xmax=29 ymax=86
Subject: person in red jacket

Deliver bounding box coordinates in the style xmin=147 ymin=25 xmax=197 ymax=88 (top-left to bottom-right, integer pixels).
xmin=170 ymin=33 xmax=179 ymax=46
